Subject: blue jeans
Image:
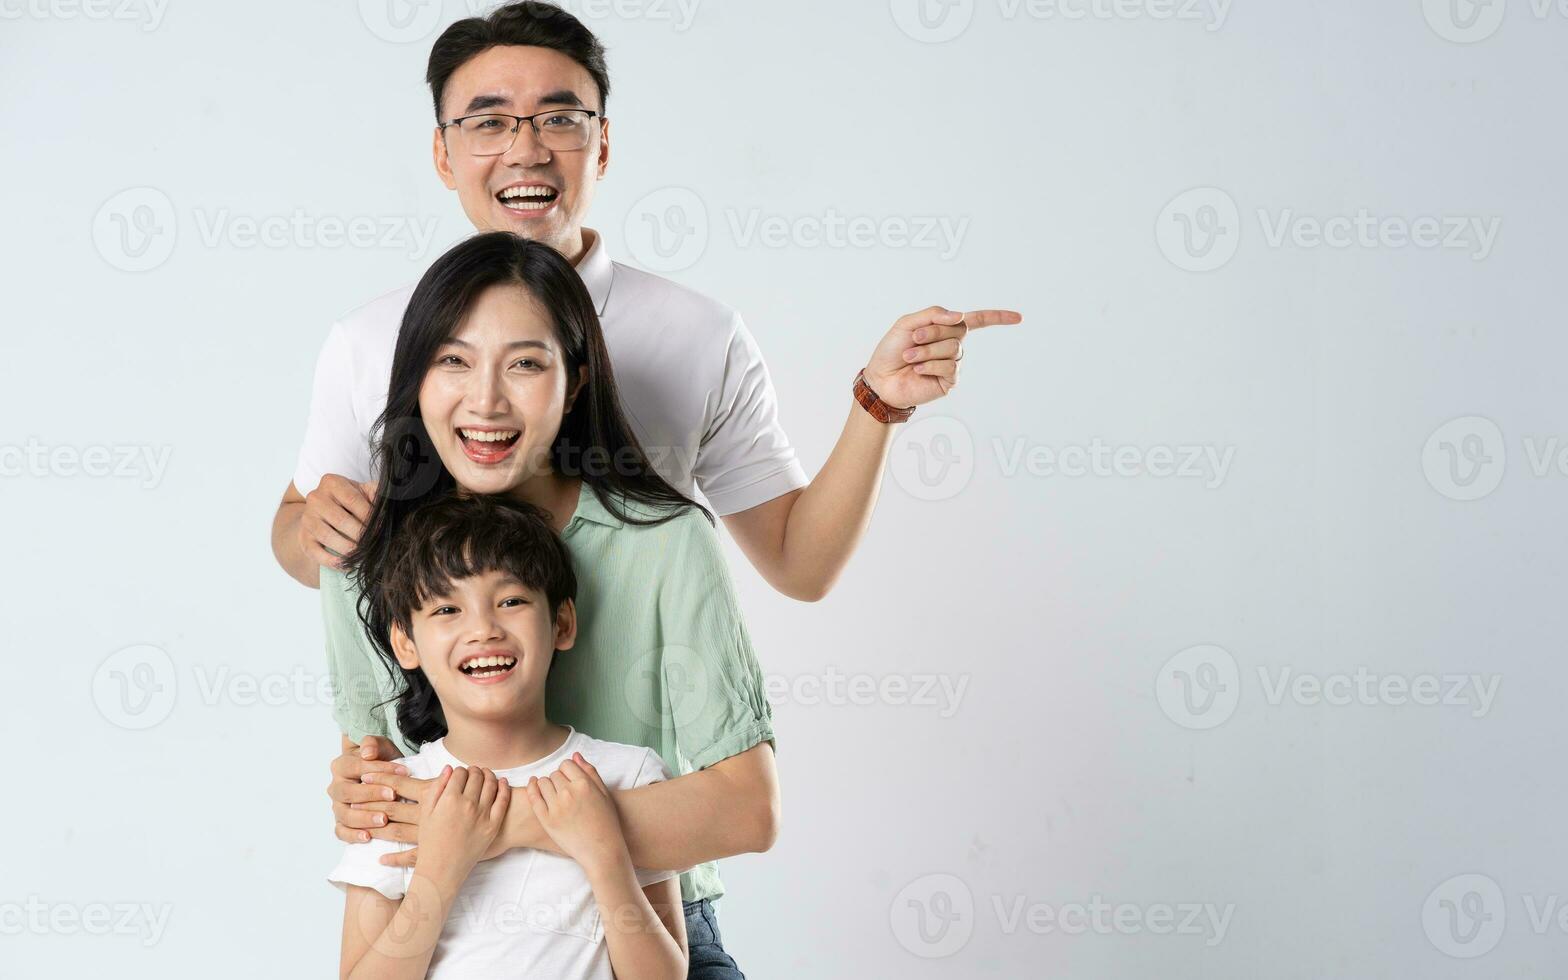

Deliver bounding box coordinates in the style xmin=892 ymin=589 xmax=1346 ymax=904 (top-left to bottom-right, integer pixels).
xmin=684 ymin=899 xmax=746 ymax=979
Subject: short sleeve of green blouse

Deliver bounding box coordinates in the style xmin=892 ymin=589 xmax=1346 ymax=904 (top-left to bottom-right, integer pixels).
xmin=546 ymin=488 xmax=776 ymax=779
xmin=649 ymin=506 xmax=776 ymax=772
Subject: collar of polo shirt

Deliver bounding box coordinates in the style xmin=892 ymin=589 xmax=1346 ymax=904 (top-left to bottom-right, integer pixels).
xmin=577 ymin=228 xmax=613 ymax=317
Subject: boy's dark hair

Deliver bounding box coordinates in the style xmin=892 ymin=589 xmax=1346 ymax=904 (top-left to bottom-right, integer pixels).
xmin=359 ymin=491 xmax=578 ymax=747
xmin=427 ymin=1 xmax=612 ymax=122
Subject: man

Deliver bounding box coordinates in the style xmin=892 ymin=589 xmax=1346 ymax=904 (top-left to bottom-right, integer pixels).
xmin=274 ymin=3 xmax=1019 ymax=975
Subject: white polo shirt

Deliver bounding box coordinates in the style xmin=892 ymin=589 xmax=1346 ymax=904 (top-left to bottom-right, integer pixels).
xmin=329 ymin=727 xmax=685 ymax=980
xmin=292 ymin=228 xmax=807 ymax=516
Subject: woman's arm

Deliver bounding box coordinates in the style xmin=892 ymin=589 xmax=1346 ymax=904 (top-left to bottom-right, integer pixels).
xmin=513 ymin=741 xmax=779 ymax=867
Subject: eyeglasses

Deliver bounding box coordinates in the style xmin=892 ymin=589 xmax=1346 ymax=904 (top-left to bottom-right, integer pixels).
xmin=438 ymin=109 xmax=602 ymax=156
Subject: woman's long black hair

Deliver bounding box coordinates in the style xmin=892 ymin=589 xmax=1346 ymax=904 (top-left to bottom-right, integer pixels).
xmin=343 ymin=231 xmax=707 ymax=739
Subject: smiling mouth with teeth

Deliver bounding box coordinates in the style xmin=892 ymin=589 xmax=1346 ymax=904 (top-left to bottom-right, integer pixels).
xmin=497 ymin=185 xmax=559 ymax=212
xmin=458 ymin=427 xmax=521 ymax=463
xmin=459 ymin=654 xmax=518 ymax=678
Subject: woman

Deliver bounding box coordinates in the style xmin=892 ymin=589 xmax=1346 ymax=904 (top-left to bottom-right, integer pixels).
xmin=324 ymin=231 xmax=775 ymax=979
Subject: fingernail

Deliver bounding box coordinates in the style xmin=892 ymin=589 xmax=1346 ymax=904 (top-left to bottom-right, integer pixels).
xmin=913 ymin=329 xmax=926 ymax=342
xmin=904 ymin=349 xmax=918 ymax=361
xmin=384 ymin=789 xmax=395 ymax=801
xmin=375 ymin=814 xmax=386 ymax=826
xmin=394 ymin=766 xmax=409 ymax=776
xmin=359 ymin=832 xmax=370 ymax=842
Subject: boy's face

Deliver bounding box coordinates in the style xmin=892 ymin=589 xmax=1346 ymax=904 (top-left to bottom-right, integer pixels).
xmin=389 ymin=568 xmax=576 ymax=726
xmin=432 ymin=44 xmax=609 ymax=258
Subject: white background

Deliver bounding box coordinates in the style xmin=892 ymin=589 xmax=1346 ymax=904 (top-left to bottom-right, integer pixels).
xmin=3 ymin=0 xmax=1565 ymax=976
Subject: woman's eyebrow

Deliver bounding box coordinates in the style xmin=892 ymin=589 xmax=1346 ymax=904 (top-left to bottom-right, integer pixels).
xmin=439 ymin=339 xmax=549 ymax=350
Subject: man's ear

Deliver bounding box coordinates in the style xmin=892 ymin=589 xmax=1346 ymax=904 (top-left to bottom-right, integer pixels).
xmin=565 ymin=366 xmax=588 ymax=413
xmin=553 ymin=598 xmax=578 ymax=652
xmin=433 ymin=126 xmax=457 ymax=190
xmin=596 ymin=117 xmax=611 ymax=180
xmin=389 ymin=621 xmax=422 ymax=671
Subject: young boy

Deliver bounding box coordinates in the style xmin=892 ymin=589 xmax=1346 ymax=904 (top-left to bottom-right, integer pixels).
xmin=328 ymin=492 xmax=687 ymax=979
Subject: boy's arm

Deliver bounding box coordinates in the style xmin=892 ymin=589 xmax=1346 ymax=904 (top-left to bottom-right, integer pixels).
xmin=338 ymin=870 xmax=463 ymax=980
xmin=589 ymin=866 xmax=687 ymax=980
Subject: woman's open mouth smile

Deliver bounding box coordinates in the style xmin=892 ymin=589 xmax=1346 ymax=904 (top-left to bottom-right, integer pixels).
xmin=457 ymin=426 xmax=521 ymax=465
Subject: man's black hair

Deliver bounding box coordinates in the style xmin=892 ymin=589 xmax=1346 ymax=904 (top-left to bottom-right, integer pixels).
xmin=427 ymin=1 xmax=611 ymax=121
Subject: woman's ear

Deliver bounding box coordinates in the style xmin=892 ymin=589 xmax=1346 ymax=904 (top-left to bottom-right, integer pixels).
xmin=564 ymin=366 xmax=588 ymax=413
xmin=553 ymin=597 xmax=578 ymax=652
xmin=389 ymin=622 xmax=421 ymax=670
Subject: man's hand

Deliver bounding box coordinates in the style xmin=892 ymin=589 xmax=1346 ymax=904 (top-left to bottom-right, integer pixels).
xmin=861 ymin=306 xmax=1023 ymax=409
xmin=329 ymin=735 xmax=410 ymax=844
xmin=297 ymin=475 xmax=376 ymax=570
xmin=525 ymin=752 xmax=630 ymax=874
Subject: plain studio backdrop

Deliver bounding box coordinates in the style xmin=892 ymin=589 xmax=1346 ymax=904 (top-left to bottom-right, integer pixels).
xmin=2 ymin=1 xmax=1565 ymax=976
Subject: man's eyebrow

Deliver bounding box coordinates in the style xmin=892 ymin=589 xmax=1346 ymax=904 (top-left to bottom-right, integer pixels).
xmin=459 ymin=90 xmax=586 ymax=115
xmin=462 ymin=92 xmax=513 ymax=114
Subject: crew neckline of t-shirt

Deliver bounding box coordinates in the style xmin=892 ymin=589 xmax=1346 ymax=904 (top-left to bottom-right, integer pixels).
xmin=426 ymin=726 xmax=581 ymax=779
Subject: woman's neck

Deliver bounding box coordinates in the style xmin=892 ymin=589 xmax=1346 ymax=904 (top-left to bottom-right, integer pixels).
xmin=506 ymin=470 xmax=581 ymax=532
xmin=441 ymin=714 xmax=571 ymax=772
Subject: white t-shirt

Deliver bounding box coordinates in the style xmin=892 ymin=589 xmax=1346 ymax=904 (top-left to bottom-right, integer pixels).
xmin=292 ymin=228 xmax=808 ymax=516
xmin=329 ymin=727 xmax=683 ymax=980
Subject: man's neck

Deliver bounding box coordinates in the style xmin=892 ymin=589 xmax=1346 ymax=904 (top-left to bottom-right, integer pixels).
xmin=565 ymin=227 xmax=595 ymax=266
xmin=442 ymin=713 xmax=570 ymax=771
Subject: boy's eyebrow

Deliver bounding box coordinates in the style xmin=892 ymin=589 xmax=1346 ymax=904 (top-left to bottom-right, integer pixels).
xmin=460 ymin=90 xmax=585 ymax=115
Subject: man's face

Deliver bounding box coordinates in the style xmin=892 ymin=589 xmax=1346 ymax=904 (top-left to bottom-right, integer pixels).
xmin=433 ymin=45 xmax=609 ymax=259
xmin=390 ymin=569 xmax=575 ymax=726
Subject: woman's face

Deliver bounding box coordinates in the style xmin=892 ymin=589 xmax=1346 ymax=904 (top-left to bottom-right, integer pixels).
xmin=418 ymin=282 xmax=580 ymax=495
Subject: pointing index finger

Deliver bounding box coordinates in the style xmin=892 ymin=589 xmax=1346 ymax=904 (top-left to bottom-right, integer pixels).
xmin=959 ymin=309 xmax=1023 ymax=330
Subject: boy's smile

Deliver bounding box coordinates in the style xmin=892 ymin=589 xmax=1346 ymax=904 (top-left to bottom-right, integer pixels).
xmin=456 ymin=647 xmax=519 ymax=683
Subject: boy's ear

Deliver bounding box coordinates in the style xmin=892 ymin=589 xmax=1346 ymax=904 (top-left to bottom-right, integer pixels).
xmin=553 ymin=598 xmax=578 ymax=652
xmin=389 ymin=621 xmax=421 ymax=671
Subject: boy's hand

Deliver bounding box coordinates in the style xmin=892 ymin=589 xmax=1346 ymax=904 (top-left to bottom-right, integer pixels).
xmin=328 ymin=735 xmax=410 ymax=843
xmin=525 ymin=752 xmax=628 ymax=874
xmin=416 ymin=766 xmax=511 ymax=881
